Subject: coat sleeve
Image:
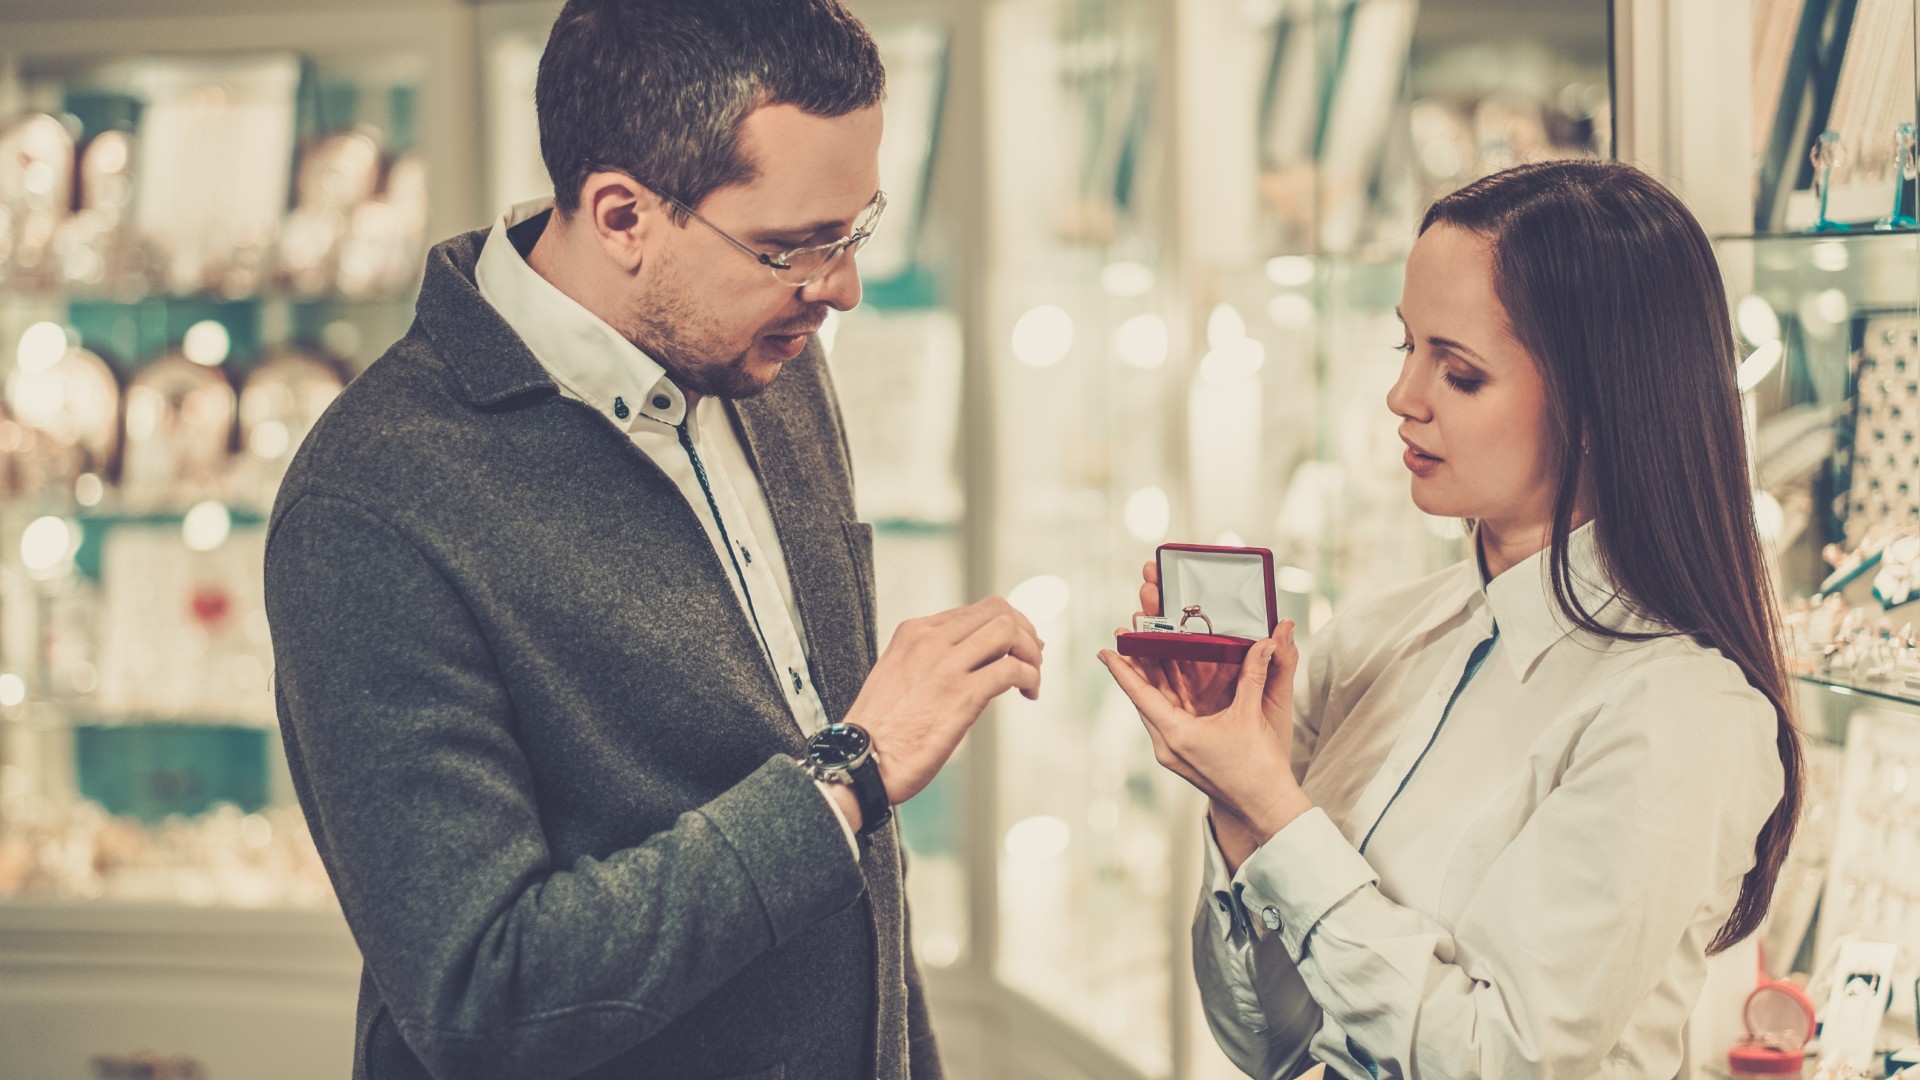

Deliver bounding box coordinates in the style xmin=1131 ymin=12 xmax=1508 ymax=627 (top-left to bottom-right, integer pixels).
xmin=267 ymin=490 xmax=866 ymax=1080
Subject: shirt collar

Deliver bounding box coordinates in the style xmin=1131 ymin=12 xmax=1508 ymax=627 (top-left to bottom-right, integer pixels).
xmin=473 ymin=197 xmax=688 ymax=430
xmin=1480 ymin=521 xmax=1635 ymax=680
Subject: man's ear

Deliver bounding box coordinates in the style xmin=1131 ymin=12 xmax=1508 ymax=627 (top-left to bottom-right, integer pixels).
xmin=578 ymin=171 xmax=660 ymax=272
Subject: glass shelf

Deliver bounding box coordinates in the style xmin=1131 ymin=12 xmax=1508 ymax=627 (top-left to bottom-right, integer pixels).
xmin=1714 ymin=227 xmax=1920 ymax=242
xmin=1797 ymin=672 xmax=1920 ymax=715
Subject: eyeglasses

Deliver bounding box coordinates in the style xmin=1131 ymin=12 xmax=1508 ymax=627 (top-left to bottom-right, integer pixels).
xmin=650 ymin=185 xmax=887 ymax=288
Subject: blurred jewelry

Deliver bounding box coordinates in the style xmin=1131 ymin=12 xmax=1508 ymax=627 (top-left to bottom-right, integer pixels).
xmin=4 ymin=333 xmax=122 ymax=492
xmin=1877 ymin=121 xmax=1919 ymax=230
xmin=277 ymin=130 xmax=382 ymax=297
xmin=234 ymin=349 xmax=344 ymax=505
xmin=336 ymin=151 xmax=428 ymax=299
xmin=120 ymin=350 xmax=237 ymax=508
xmin=1178 ymin=604 xmax=1214 ymax=635
xmin=1811 ymin=130 xmax=1853 ymax=233
xmin=1873 ymin=532 xmax=1920 ymax=610
xmin=1841 ymin=317 xmax=1920 ymax=550
xmin=0 ymin=113 xmax=77 ymax=287
xmin=55 ymin=130 xmax=153 ymax=294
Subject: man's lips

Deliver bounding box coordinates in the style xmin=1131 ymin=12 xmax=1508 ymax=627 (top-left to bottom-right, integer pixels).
xmin=764 ymin=323 xmax=823 ymax=341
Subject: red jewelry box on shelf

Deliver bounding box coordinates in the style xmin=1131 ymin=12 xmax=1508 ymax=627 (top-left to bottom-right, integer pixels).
xmin=1114 ymin=543 xmax=1278 ymax=664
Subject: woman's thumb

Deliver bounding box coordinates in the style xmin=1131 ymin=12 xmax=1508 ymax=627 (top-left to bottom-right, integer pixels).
xmin=1239 ymin=639 xmax=1277 ymax=695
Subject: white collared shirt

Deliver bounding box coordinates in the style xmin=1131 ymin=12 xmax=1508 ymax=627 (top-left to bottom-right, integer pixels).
xmin=1196 ymin=524 xmax=1784 ymax=1079
xmin=474 ymin=198 xmax=855 ymax=851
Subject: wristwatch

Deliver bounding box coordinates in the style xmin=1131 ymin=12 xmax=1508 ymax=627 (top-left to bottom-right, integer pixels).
xmin=801 ymin=722 xmax=891 ymax=837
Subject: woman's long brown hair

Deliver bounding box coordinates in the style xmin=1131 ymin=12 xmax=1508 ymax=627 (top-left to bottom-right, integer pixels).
xmin=1422 ymin=160 xmax=1801 ymax=955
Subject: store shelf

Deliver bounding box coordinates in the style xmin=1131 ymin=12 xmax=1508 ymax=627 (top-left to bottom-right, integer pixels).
xmin=0 ymin=898 xmax=358 ymax=1080
xmin=1798 ymin=672 xmax=1920 ymax=714
xmin=1714 ymin=227 xmax=1920 ymax=242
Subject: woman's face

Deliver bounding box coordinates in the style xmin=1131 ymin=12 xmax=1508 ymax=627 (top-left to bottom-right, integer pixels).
xmin=1387 ymin=223 xmax=1559 ymax=537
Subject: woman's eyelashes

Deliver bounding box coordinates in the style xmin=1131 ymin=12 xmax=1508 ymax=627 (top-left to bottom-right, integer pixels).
xmin=1395 ymin=340 xmax=1485 ymax=395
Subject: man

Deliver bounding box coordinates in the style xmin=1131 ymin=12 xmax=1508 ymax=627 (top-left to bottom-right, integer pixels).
xmin=264 ymin=3 xmax=1041 ymax=1078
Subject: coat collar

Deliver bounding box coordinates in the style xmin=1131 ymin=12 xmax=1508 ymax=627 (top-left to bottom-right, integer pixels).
xmin=415 ymin=223 xmax=560 ymax=408
xmin=473 ymin=199 xmax=693 ymax=432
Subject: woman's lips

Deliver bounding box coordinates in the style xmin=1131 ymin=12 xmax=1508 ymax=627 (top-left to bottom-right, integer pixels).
xmin=1401 ymin=440 xmax=1443 ymax=477
xmin=1403 ymin=449 xmax=1443 ymax=476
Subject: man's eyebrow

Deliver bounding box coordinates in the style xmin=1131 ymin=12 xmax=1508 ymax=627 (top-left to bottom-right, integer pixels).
xmin=752 ymin=191 xmax=882 ymax=243
xmin=753 ymin=219 xmax=847 ymax=243
xmin=1395 ymin=306 xmax=1492 ymax=367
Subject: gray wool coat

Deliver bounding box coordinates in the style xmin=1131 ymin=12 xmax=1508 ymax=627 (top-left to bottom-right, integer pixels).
xmin=264 ymin=223 xmax=941 ymax=1080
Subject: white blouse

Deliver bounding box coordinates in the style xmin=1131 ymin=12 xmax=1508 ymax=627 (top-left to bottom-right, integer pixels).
xmin=1195 ymin=525 xmax=1784 ymax=1079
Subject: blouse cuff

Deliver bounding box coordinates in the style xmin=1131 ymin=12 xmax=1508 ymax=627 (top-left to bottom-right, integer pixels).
xmin=1236 ymin=806 xmax=1378 ymax=962
xmin=1200 ymin=812 xmax=1245 ymax=942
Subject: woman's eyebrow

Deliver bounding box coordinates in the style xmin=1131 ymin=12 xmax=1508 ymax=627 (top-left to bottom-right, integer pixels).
xmin=1396 ymin=306 xmax=1492 ymax=366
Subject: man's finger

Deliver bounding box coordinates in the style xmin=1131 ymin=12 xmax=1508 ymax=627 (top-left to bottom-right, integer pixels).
xmin=938 ymin=596 xmax=1037 ymax=647
xmin=959 ymin=614 xmax=1044 ymax=673
xmin=971 ymin=654 xmax=1041 ymax=703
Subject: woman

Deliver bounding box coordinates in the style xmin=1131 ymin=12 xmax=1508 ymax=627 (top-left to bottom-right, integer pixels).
xmin=1099 ymin=160 xmax=1800 ymax=1079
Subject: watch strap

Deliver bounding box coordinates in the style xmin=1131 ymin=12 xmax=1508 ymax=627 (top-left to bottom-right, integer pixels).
xmin=849 ymin=757 xmax=891 ymax=837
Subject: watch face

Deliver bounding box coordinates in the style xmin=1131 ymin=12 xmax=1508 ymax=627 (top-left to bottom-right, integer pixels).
xmin=808 ymin=723 xmax=870 ymax=770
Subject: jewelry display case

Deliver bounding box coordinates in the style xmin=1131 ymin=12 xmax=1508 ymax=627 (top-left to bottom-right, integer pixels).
xmin=1663 ymin=1 xmax=1920 ymax=1072
xmin=0 ymin=4 xmax=483 ymax=1077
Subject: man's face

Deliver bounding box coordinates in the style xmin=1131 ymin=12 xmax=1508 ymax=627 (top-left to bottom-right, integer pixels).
xmin=619 ymin=103 xmax=884 ymax=399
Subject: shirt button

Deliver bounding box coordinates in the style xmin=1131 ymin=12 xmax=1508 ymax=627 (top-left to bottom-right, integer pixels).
xmin=652 ymin=394 xmax=672 ymax=410
xmin=612 ymin=396 xmax=629 ymax=420
xmin=1261 ymin=906 xmax=1281 ymax=931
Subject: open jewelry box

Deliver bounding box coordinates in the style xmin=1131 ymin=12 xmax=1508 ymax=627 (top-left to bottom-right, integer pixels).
xmin=1115 ymin=544 xmax=1278 ymax=664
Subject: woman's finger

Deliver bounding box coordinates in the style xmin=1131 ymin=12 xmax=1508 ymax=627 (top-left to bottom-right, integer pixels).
xmin=1263 ymin=621 xmax=1301 ymax=711
xmin=1139 ymin=581 xmax=1161 ymax=618
xmin=1098 ymin=649 xmax=1182 ymax=727
xmin=1140 ymin=560 xmax=1161 ymax=617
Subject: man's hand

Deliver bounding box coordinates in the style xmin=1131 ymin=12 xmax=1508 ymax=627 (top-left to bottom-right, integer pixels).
xmin=845 ymin=597 xmax=1044 ymax=807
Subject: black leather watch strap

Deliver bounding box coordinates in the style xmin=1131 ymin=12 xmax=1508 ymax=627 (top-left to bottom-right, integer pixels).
xmin=849 ymin=758 xmax=891 ymax=837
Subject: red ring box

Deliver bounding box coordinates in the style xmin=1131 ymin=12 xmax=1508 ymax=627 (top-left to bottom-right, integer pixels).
xmin=1115 ymin=544 xmax=1278 ymax=665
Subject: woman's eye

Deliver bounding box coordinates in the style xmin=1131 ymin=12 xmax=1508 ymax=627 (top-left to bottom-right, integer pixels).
xmin=1442 ymin=372 xmax=1484 ymax=395
xmin=1393 ymin=341 xmax=1414 ymax=354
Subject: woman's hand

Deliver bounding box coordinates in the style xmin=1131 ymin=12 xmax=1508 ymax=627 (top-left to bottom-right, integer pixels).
xmin=1099 ymin=619 xmax=1312 ymax=850
xmin=1121 ymin=559 xmax=1295 ymax=740
xmin=1122 ymin=560 xmax=1241 ymax=716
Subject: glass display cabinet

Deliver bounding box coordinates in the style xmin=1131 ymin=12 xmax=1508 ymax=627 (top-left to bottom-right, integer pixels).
xmin=0 ymin=4 xmax=482 ymax=1077
xmin=1694 ymin=3 xmax=1920 ymax=1068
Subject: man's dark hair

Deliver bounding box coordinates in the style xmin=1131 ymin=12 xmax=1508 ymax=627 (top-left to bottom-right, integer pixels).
xmin=535 ymin=0 xmax=886 ymax=220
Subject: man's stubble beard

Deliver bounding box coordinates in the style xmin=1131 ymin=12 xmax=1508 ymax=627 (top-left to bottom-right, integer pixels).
xmin=623 ymin=284 xmax=773 ymax=402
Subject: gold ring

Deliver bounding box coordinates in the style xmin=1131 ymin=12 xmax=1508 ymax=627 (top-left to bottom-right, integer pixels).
xmin=1178 ymin=604 xmax=1213 ymax=635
